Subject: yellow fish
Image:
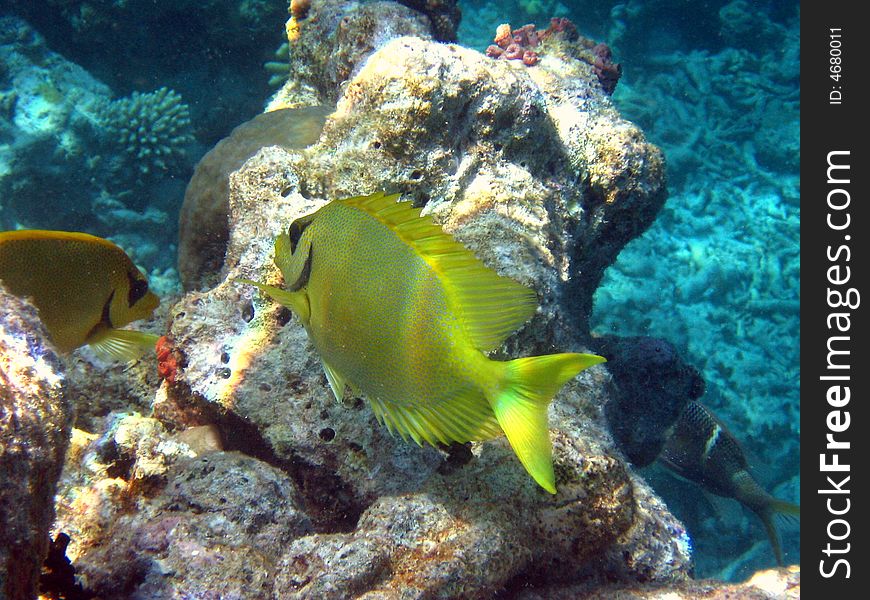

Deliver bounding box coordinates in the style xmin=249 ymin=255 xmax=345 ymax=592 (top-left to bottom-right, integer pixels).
xmin=0 ymin=230 xmax=160 ymax=360
xmin=239 ymin=192 xmax=605 ymax=493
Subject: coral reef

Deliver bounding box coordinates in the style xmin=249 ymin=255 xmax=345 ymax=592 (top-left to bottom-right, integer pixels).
xmin=484 ymin=19 xmax=622 ymax=93
xmin=396 ymin=0 xmax=462 ymax=42
xmin=0 ymin=288 xmax=70 ymax=600
xmin=457 ymin=0 xmax=799 ymax=578
xmin=590 ymin=3 xmax=800 ymax=578
xmin=0 ymin=0 xmax=800 ymax=592
xmin=518 ymin=565 xmax=800 ymax=599
xmin=47 ymin=1 xmax=692 ymax=594
xmin=0 ymin=16 xmax=184 ymax=294
xmin=3 ymin=0 xmax=283 ymax=144
xmin=268 ymin=0 xmax=433 ymax=109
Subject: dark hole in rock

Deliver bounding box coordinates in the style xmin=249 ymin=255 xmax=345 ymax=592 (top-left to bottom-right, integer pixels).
xmin=319 ymin=427 xmax=336 ymax=442
xmin=40 ymin=533 xmax=96 ymax=600
xmin=242 ymin=302 xmax=255 ymax=322
xmin=276 ymin=307 xmax=292 ymax=326
xmin=436 ymin=442 xmax=474 ymax=476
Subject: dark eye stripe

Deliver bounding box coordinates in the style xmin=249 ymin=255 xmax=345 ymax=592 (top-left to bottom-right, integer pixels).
xmin=102 ymin=290 xmax=115 ymax=328
xmin=127 ymin=271 xmax=149 ymax=307
xmin=288 ymin=213 xmax=315 ymax=253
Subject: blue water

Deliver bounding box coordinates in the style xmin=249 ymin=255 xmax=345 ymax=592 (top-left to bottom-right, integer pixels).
xmin=0 ymin=0 xmax=799 ymax=582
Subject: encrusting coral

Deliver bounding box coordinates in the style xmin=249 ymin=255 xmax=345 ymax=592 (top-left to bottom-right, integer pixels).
xmin=484 ymin=18 xmax=622 ymax=94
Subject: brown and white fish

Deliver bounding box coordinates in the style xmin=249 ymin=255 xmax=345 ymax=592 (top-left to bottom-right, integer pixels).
xmin=660 ymin=400 xmax=799 ymax=565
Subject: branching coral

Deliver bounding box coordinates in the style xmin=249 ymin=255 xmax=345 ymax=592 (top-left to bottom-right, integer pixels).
xmin=99 ymin=87 xmax=194 ymax=177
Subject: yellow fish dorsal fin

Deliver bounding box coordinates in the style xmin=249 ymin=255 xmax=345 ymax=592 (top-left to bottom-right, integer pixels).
xmin=340 ymin=192 xmax=538 ymax=352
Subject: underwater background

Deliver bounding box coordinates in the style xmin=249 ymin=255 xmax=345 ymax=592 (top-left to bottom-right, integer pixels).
xmin=0 ymin=0 xmax=798 ymax=584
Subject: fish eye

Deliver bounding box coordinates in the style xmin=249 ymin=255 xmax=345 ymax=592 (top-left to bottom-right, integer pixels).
xmin=127 ymin=272 xmax=150 ymax=307
xmin=288 ymin=213 xmax=315 ymax=253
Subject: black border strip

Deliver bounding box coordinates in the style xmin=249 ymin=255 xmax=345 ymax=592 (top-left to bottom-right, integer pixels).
xmin=802 ymin=2 xmax=867 ymax=594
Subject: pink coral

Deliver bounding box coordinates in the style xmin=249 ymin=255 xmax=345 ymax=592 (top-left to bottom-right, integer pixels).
xmin=484 ymin=17 xmax=621 ymax=93
xmin=487 ymin=22 xmax=542 ymax=67
xmin=494 ymin=23 xmax=512 ymax=48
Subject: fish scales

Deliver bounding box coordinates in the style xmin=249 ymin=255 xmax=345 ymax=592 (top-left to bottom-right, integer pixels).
xmin=307 ymin=202 xmax=487 ymax=422
xmin=239 ymin=192 xmax=605 ymax=492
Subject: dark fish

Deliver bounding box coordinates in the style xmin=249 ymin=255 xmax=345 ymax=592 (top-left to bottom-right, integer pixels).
xmin=660 ymin=400 xmax=799 ymax=564
xmin=596 ymin=335 xmax=705 ymax=466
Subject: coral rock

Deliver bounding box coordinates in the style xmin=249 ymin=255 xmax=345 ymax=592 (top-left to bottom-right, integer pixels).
xmin=0 ymin=288 xmax=70 ymax=600
xmin=162 ymin=14 xmax=678 ymax=596
xmin=178 ymin=106 xmax=330 ymax=291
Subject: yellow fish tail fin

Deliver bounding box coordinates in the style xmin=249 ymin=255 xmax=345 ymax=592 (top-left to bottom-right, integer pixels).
xmin=235 ymin=278 xmax=310 ymax=322
xmin=90 ymin=329 xmax=161 ymax=362
xmin=490 ymin=353 xmax=606 ymax=494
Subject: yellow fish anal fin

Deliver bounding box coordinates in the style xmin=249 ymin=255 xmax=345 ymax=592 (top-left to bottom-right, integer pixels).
xmin=340 ymin=192 xmax=537 ymax=352
xmin=322 ymin=360 xmax=346 ymax=402
xmin=89 ymin=328 xmax=161 ymax=362
xmin=490 ymin=352 xmax=607 ymax=494
xmin=368 ymin=388 xmax=502 ymax=448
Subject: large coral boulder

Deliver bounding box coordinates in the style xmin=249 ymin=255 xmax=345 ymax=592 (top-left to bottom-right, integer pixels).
xmin=162 ymin=9 xmax=676 ymax=598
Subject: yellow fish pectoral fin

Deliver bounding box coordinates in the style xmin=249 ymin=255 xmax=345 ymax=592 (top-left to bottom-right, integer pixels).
xmin=369 ymin=389 xmax=502 ymax=449
xmin=235 ymin=278 xmax=310 ymax=323
xmin=489 ymin=352 xmax=607 ymax=494
xmin=321 ymin=360 xmax=346 ymax=402
xmin=89 ymin=328 xmax=161 ymax=362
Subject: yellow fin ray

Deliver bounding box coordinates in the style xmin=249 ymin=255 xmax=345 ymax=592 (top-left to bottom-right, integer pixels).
xmin=339 ymin=192 xmax=536 ymax=352
xmin=322 ymin=360 xmax=346 ymax=402
xmin=368 ymin=387 xmax=502 ymax=448
xmin=89 ymin=328 xmax=160 ymax=362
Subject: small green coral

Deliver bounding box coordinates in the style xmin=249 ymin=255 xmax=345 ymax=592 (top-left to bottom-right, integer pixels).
xmin=264 ymin=41 xmax=290 ymax=87
xmin=101 ymin=87 xmax=194 ymax=176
